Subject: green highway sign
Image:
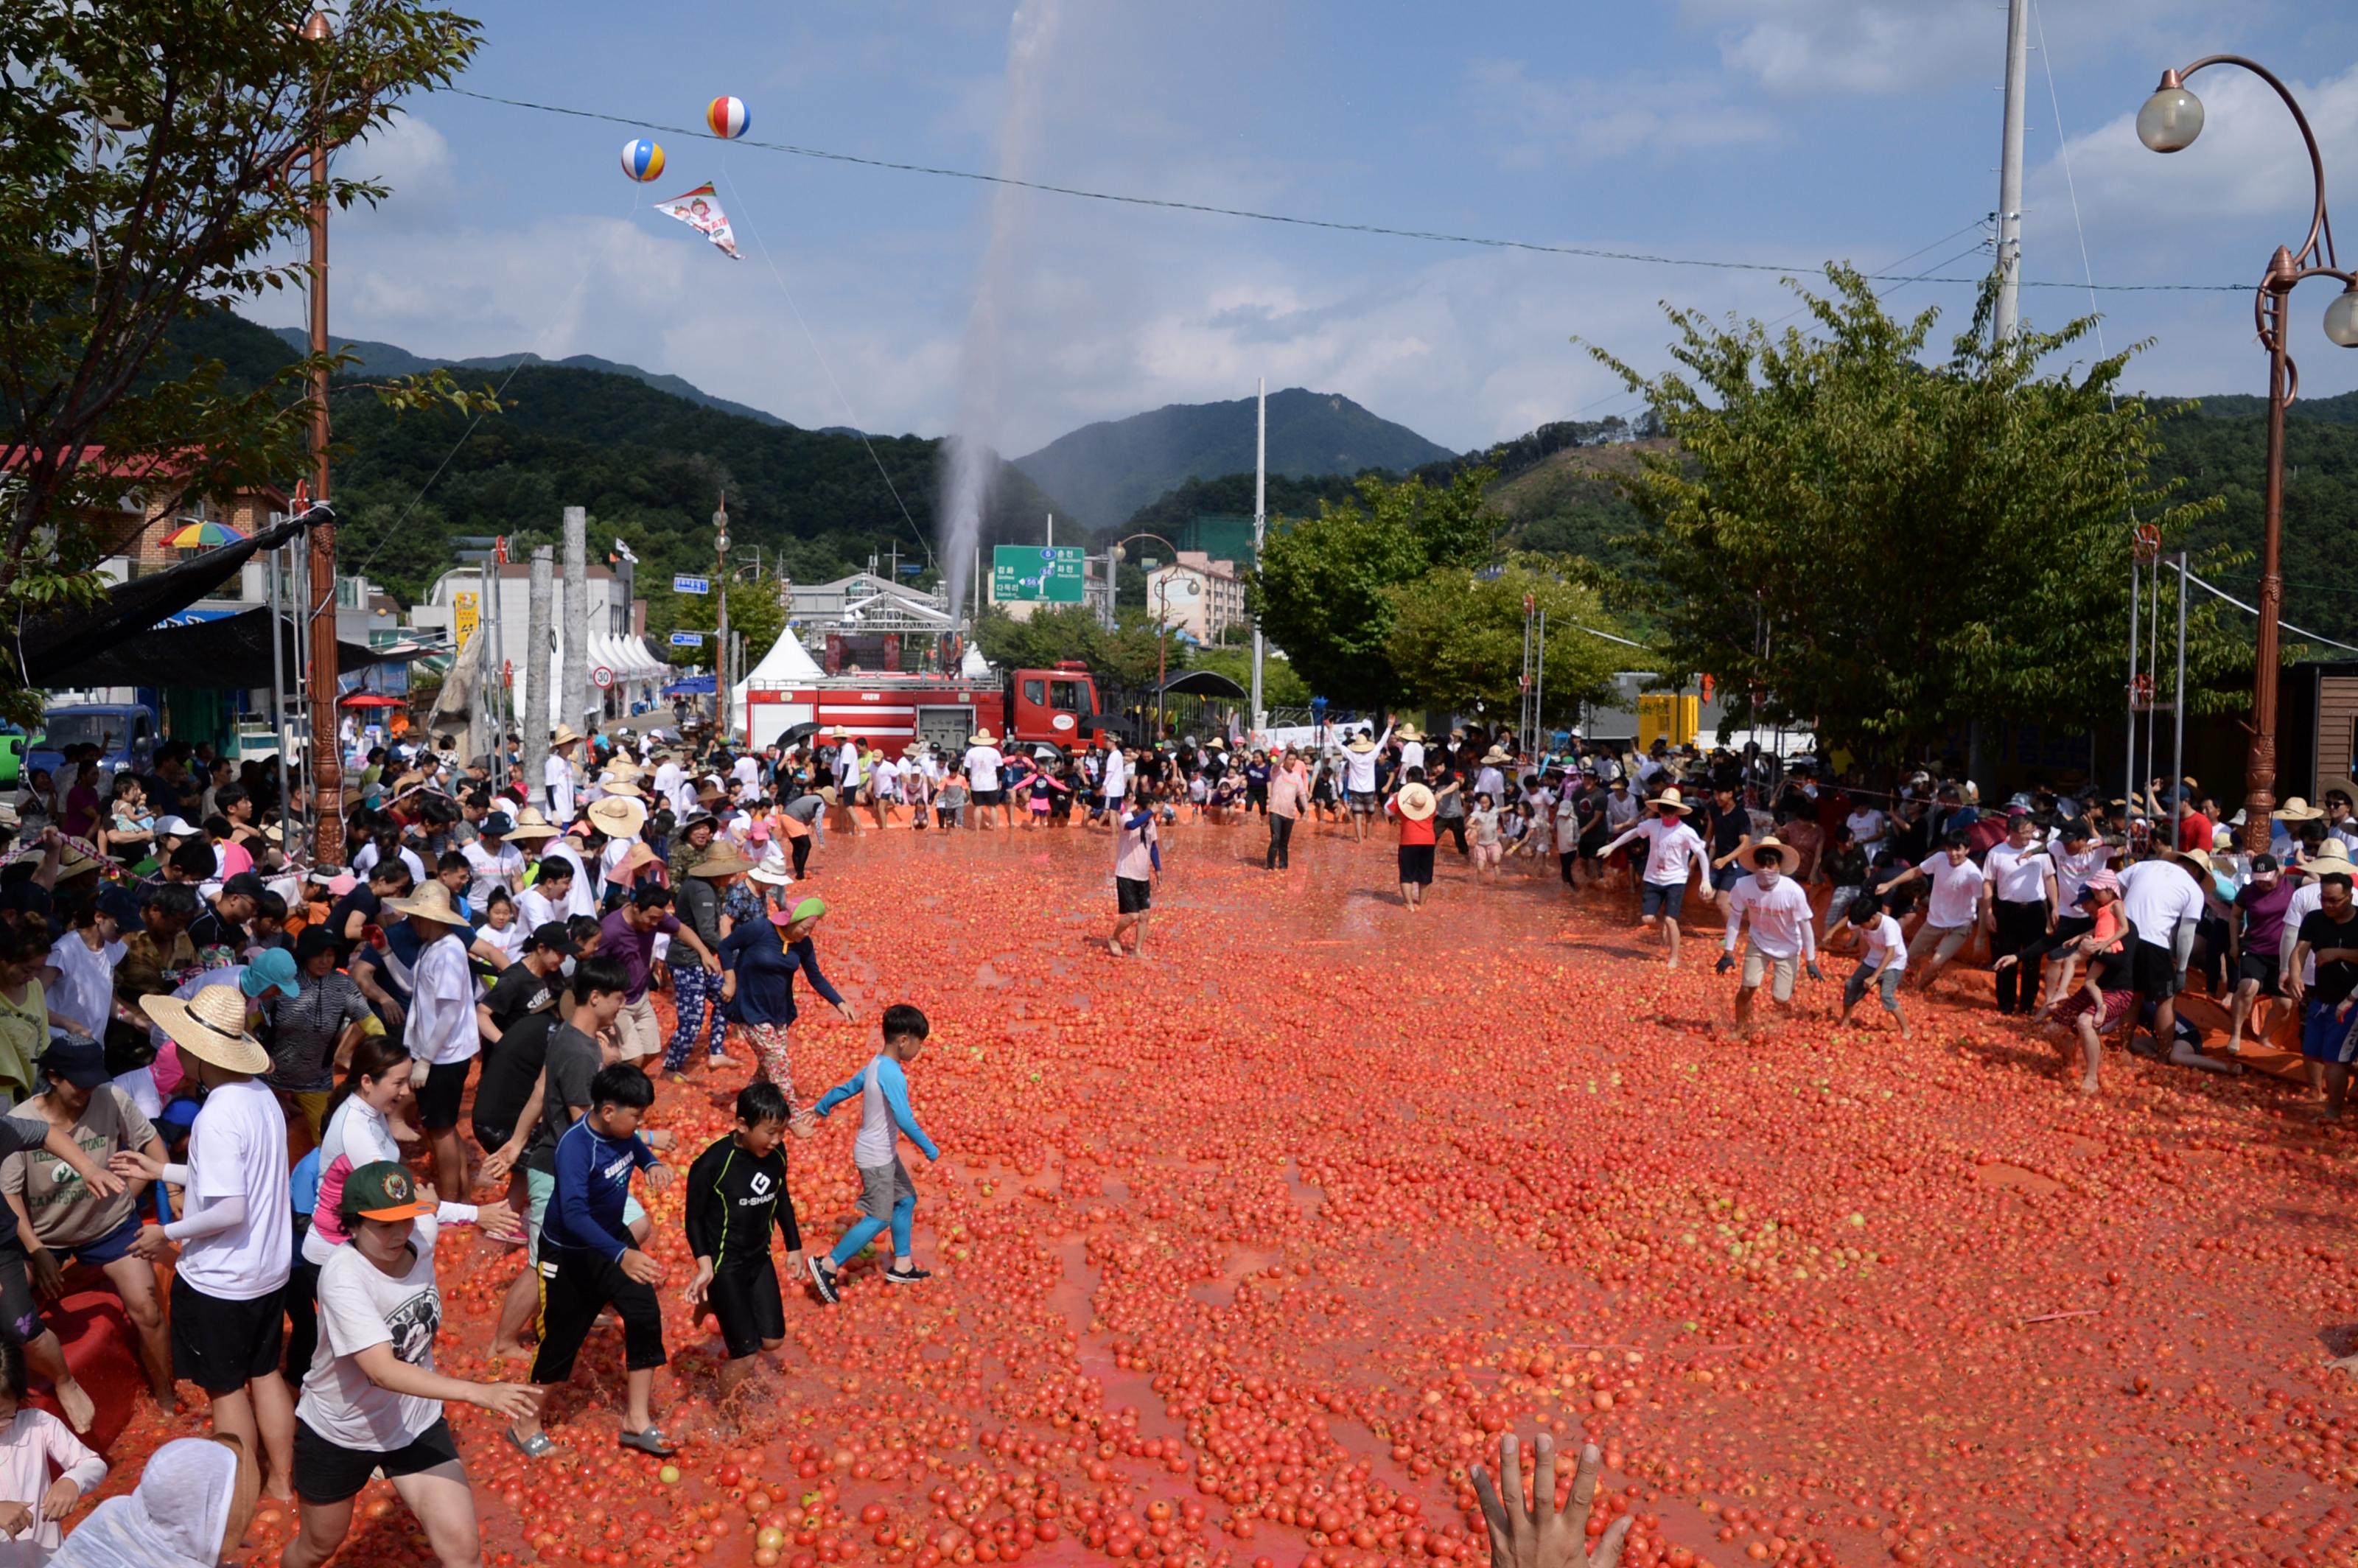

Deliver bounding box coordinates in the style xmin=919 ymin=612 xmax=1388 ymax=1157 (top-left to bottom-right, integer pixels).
xmin=992 ymin=545 xmax=1085 ymax=603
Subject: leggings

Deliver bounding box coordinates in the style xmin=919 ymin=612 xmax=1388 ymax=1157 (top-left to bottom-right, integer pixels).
xmin=1435 ymin=817 xmax=1468 ymax=854
xmin=1561 ymin=850 xmax=1577 ymax=886
xmin=281 ymin=1253 xmax=320 ymax=1388
xmin=1267 ymin=814 xmax=1295 ymax=869
xmin=1990 ymin=900 xmax=2047 ymax=1015
xmin=663 ymin=961 xmax=727 ymax=1069
xmin=1246 ymin=784 xmax=1268 ymax=816
xmin=831 ymin=1193 xmax=914 ymax=1265
xmin=791 ymin=836 xmax=812 ymax=878
xmin=745 ymin=1021 xmax=797 ymax=1104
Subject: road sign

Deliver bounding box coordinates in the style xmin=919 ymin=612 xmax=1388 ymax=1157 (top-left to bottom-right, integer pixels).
xmin=990 ymin=545 xmax=1084 ymax=603
xmin=670 ymin=631 xmax=704 ymax=647
xmin=592 ymin=665 xmax=614 ymax=690
xmin=674 ymin=575 xmax=711 ymax=595
xmin=452 ymin=592 xmax=478 ymax=648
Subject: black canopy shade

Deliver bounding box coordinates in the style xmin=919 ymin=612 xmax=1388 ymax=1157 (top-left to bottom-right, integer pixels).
xmin=34 ymin=606 xmax=404 ymax=690
xmin=1152 ymin=669 xmax=1248 ymax=700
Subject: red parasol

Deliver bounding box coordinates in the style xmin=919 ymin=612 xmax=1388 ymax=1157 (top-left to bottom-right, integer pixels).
xmin=339 ymin=693 xmax=404 ymax=708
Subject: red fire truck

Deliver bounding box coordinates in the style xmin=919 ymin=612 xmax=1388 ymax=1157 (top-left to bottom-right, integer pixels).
xmin=741 ymin=662 xmax=1113 ymax=757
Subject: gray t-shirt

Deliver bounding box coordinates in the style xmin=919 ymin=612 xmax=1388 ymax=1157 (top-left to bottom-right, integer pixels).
xmin=525 ymin=1022 xmax=602 ymax=1177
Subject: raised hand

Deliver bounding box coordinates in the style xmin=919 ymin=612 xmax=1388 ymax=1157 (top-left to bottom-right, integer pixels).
xmin=1469 ymin=1433 xmax=1631 ymax=1568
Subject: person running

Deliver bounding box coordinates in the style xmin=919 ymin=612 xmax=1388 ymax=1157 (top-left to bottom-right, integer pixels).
xmin=1875 ymin=831 xmax=1987 ymax=996
xmin=1598 ymin=787 xmax=1710 ymax=970
xmin=1110 ymin=792 xmax=1160 ymax=959
xmin=1717 ymin=839 xmax=1822 ymax=1037
xmin=1340 ymin=727 xmax=1387 ymax=843
xmin=281 ymin=1161 xmax=539 ymax=1568
xmin=2228 ymin=853 xmax=2297 ymax=1055
xmin=805 ymin=1006 xmax=937 ymax=1302
xmin=684 ymin=1082 xmax=805 ymax=1398
xmin=963 ymin=730 xmax=1007 ymax=831
xmin=1982 ymin=812 xmax=2058 ymax=1017
xmin=1838 ymin=899 xmax=1909 ymax=1035
xmin=118 ymin=984 xmax=293 ymax=1499
xmin=1264 ymin=749 xmax=1307 ymax=871
xmin=1385 ymin=771 xmax=1438 ymax=912
xmin=663 ymin=847 xmax=753 ymax=1080
xmin=508 ymin=1064 xmax=677 ymax=1459
xmin=2289 ymin=869 xmax=2358 ymax=1121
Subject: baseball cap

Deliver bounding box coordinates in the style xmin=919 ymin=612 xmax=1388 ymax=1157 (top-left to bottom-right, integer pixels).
xmin=528 ymin=920 xmax=579 ymax=957
xmin=35 ymin=1038 xmax=109 ymax=1091
xmin=223 ymin=872 xmax=268 ymax=900
xmin=95 ymin=886 xmax=142 ymax=927
xmin=293 ymin=924 xmax=339 ymax=962
xmin=337 ymin=1160 xmax=427 ymax=1223
xmin=239 ymin=945 xmax=302 ymax=1000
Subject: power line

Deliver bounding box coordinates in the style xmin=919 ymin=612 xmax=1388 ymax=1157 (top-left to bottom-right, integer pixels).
xmin=440 ymin=86 xmax=2244 ymax=293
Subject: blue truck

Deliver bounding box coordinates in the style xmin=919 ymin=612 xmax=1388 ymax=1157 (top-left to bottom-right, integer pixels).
xmin=27 ymin=702 xmax=157 ymax=783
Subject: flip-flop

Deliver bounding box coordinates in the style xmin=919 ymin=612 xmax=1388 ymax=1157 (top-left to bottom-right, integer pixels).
xmin=506 ymin=1427 xmax=555 ymax=1459
xmin=618 ymin=1427 xmax=677 ymax=1457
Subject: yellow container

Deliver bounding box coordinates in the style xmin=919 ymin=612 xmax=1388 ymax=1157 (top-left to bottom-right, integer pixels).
xmin=1638 ymin=693 xmax=1700 ymax=750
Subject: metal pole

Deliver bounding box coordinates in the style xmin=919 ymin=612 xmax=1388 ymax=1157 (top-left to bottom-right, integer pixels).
xmin=2144 ymin=549 xmax=2160 ymax=824
xmin=2245 ymin=272 xmax=2294 ymax=851
xmin=2125 ymin=555 xmax=2141 ymax=824
xmin=2172 ymin=552 xmax=2189 ymax=854
xmin=1993 ymin=0 xmax=2029 ymax=343
xmin=713 ymin=496 xmax=730 ymax=735
xmin=561 ymin=506 xmax=589 ymax=741
xmin=1251 ymin=377 xmax=1266 ymax=733
xmin=1156 ymin=584 xmax=1168 ymax=741
xmin=301 ymin=10 xmax=343 ymax=867
xmin=489 ymin=555 xmax=508 ymax=792
xmin=267 ymin=537 xmax=292 ymax=841
xmin=291 ymin=536 xmax=313 ymax=854
xmin=523 ymin=546 xmax=553 ymax=804
xmin=1533 ymin=609 xmax=1546 ymax=763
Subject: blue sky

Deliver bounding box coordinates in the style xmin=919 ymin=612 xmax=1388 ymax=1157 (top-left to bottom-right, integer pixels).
xmin=258 ymin=0 xmax=2358 ymax=457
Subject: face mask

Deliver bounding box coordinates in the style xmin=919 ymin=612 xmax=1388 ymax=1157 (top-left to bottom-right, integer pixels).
xmin=1754 ymin=869 xmax=1783 ymax=889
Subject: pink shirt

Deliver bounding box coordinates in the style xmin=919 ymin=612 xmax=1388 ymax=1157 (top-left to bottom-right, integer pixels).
xmin=0 ymin=1408 xmax=104 ymax=1562
xmin=1267 ymin=765 xmax=1309 ymax=820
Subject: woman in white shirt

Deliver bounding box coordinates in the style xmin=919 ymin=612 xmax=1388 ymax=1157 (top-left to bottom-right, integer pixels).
xmin=281 ymin=1160 xmax=538 ymax=1568
xmin=0 ymin=1336 xmax=104 ymax=1566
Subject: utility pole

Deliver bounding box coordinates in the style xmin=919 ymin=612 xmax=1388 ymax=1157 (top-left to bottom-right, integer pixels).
xmin=301 ymin=9 xmax=343 ymax=866
xmin=1250 ymin=377 xmax=1267 ymax=734
xmin=713 ymin=494 xmax=730 ymax=738
xmin=561 ymin=506 xmax=589 ymax=739
xmin=523 ymin=546 xmax=553 ymax=804
xmin=1993 ymin=0 xmax=2029 ymax=343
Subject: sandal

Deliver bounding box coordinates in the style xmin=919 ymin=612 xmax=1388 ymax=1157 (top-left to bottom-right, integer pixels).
xmin=618 ymin=1426 xmax=677 ymax=1457
xmin=506 ymin=1427 xmax=555 ymax=1459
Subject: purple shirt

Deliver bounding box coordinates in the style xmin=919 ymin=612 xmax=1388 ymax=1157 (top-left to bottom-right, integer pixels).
xmin=2237 ymin=878 xmax=2299 ymax=957
xmin=598 ymin=909 xmax=681 ymax=1003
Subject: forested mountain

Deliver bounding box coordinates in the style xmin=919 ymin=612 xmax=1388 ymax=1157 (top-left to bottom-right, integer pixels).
xmin=1013 ymin=387 xmax=1455 ymax=531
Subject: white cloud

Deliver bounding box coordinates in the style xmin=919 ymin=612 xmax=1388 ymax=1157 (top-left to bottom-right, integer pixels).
xmin=1466 ymin=60 xmax=1778 ymax=167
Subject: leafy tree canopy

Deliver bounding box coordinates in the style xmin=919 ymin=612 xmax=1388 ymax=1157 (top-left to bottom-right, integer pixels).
xmin=1385 ymin=556 xmax=1626 ymax=722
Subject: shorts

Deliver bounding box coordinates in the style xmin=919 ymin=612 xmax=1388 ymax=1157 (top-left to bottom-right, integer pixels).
xmin=2129 ymin=940 xmax=2179 ymax=1003
xmin=707 ymin=1258 xmax=786 ymax=1359
xmin=294 ymin=1415 xmax=460 ymax=1505
xmin=1843 ymin=961 xmax=1903 ymax=1013
xmin=472 ymin=1119 xmax=513 ymax=1156
xmin=531 ymin=1243 xmax=667 ymax=1385
xmin=861 ymin=1157 xmax=917 ymax=1225
xmin=65 ymin=1212 xmax=143 ymax=1268
xmin=1740 ymin=949 xmax=1799 ymax=1001
xmin=171 ymin=1276 xmax=286 ymax=1394
xmin=1906 ymin=922 xmax=1973 ymax=965
xmin=615 ymin=994 xmax=662 ymax=1060
xmin=1349 ymin=790 xmax=1377 ymax=813
xmin=525 ymin=1167 xmax=645 ymax=1266
xmin=416 ymin=1057 xmax=472 ymax=1132
xmin=1710 ymin=862 xmax=1746 ymax=893
xmin=972 ymin=788 xmax=1004 ymax=808
xmin=1639 ymin=881 xmax=1687 ymax=920
xmin=2301 ymin=1001 xmax=2358 ymax=1065
xmin=279 ymin=1090 xmax=332 ymax=1139
xmin=1116 ymin=876 xmax=1152 ymax=915
xmin=1397 ymin=844 xmax=1435 ymax=886
xmin=2236 ymin=951 xmax=2283 ymax=995
xmin=2054 ymin=987 xmax=2137 ymax=1034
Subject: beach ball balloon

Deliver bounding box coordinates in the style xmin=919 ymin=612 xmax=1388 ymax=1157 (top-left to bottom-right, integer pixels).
xmin=706 ymin=96 xmax=750 ymax=139
xmin=620 ymin=138 xmax=665 ymax=182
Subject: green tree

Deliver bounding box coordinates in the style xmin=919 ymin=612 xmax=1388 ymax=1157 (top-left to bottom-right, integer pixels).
xmin=971 ymin=604 xmax=1169 ymax=693
xmin=1187 ymin=645 xmax=1312 ymax=708
xmin=0 ymin=0 xmax=486 ymax=712
xmin=1384 ymin=556 xmax=1624 ymax=721
xmin=667 ymin=575 xmax=785 ymax=671
xmin=1590 ymin=267 xmax=2242 ymax=763
xmin=1251 ymin=467 xmax=1502 ymax=707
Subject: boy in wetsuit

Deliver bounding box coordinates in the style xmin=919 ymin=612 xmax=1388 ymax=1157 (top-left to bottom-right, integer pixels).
xmin=685 ymin=1082 xmax=803 ymax=1393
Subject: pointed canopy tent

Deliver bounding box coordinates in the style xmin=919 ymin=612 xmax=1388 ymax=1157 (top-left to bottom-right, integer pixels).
xmin=732 ymin=625 xmax=826 ymax=709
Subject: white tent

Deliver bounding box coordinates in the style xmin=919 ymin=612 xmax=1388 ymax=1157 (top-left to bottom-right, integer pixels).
xmin=733 ymin=626 xmax=825 ymax=707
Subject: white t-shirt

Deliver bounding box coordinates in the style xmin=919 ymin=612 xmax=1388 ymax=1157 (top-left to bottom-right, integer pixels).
xmin=350 ymin=842 xmax=429 ymax=887
xmin=2283 ymin=879 xmax=2326 ymax=983
xmin=965 ymin=746 xmax=1004 ymax=793
xmin=2119 ymin=858 xmax=2204 ymax=953
xmin=1613 ymin=816 xmax=1707 ymax=889
xmin=731 ymin=755 xmax=760 ymax=791
xmin=1724 ymin=874 xmax=1816 ymax=959
xmin=545 ymin=753 xmax=575 ymax=820
xmin=2046 ymin=842 xmax=2111 ymax=910
xmin=1399 ymin=740 xmax=1426 ymax=774
xmin=177 ymin=1079 xmax=290 ymax=1301
xmin=1916 ymin=854 xmax=1986 ymax=929
xmin=872 ymin=758 xmax=900 ymax=799
xmin=517 ymin=886 xmax=565 ymax=937
xmin=1983 ymin=843 xmax=2051 ymax=905
xmin=1862 ymin=912 xmax=1908 ymax=973
xmin=1343 ymin=746 xmax=1381 ymax=794
xmin=461 ymin=839 xmax=523 ymax=911
xmin=299 ymin=1217 xmax=446 ymax=1451
xmin=1845 ymin=808 xmax=1886 ymax=849
xmin=44 ymin=934 xmax=122 ymax=1040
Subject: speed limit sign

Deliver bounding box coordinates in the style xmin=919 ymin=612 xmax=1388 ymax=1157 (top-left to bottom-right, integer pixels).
xmin=592 ymin=665 xmax=615 ymax=690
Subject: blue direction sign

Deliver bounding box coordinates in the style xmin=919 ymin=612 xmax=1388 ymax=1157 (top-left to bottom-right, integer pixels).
xmin=668 ymin=631 xmax=705 ymax=646
xmin=673 ymin=575 xmax=711 ymax=595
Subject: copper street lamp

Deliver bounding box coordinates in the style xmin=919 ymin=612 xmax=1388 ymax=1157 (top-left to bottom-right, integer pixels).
xmin=1107 ymin=533 xmax=1180 ymax=740
xmin=2138 ymin=59 xmax=2358 ymax=852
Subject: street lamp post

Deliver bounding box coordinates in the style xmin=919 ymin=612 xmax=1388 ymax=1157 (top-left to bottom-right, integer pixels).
xmin=2139 ymin=57 xmax=2358 ymax=853
xmin=1107 ymin=532 xmax=1180 ymax=741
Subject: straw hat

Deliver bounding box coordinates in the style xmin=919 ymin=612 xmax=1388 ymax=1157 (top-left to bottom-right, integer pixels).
xmin=2169 ymin=846 xmax=2217 ymax=878
xmin=1739 ymin=835 xmax=1792 ymax=869
xmin=596 ymin=777 xmax=644 ymax=798
xmin=1652 ymin=787 xmax=1696 ymax=815
xmin=1480 ymin=747 xmax=1511 ymax=766
xmin=382 ymin=881 xmax=468 ymax=925
xmin=550 ymin=725 xmax=584 ymax=749
xmin=604 ymin=760 xmax=644 ymax=783
xmin=614 ymin=841 xmax=662 ymax=879
xmin=503 ymin=807 xmax=561 ymax=842
xmin=970 ymin=729 xmax=996 ymax=746
xmin=687 ymin=848 xmax=756 ymax=878
xmin=830 ymin=725 xmax=850 ymax=740
xmin=2301 ymin=841 xmax=2354 ymax=875
xmin=1393 ymin=782 xmax=1437 ymax=821
xmin=138 ymin=985 xmax=270 ymax=1075
xmin=1396 ymin=724 xmax=1421 ymax=742
xmin=587 ymin=796 xmax=648 ymax=839
xmin=1346 ymin=733 xmax=1376 ymax=755
xmin=747 ymin=846 xmax=794 ymax=886
xmin=2272 ymin=797 xmax=2323 ymax=822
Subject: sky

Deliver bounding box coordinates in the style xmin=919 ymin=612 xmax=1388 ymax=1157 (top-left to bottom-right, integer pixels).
xmin=252 ymin=0 xmax=2358 ymax=459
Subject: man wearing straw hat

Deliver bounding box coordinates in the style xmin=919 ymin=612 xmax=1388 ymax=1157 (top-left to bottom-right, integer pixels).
xmin=963 ymin=729 xmax=1007 ymax=832
xmin=1385 ymin=771 xmax=1440 ymax=911
xmin=1599 ymin=787 xmax=1712 ymax=970
xmin=117 ymin=983 xmax=294 ymax=1501
xmin=380 ymin=879 xmax=483 ymax=1199
xmin=1717 ymin=837 xmax=1822 ymax=1037
xmin=662 ymin=845 xmax=755 ymax=1079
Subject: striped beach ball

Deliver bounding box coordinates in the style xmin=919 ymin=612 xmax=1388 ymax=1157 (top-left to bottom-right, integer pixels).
xmin=620 ymin=138 xmax=665 ymax=182
xmin=706 ymin=96 xmax=750 ymax=139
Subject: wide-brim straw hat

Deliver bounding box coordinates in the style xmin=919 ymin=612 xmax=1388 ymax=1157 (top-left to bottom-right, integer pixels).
xmin=1394 ymin=783 xmax=1437 ymax=821
xmin=1740 ymin=835 xmax=1791 ymax=869
xmin=382 ymin=881 xmax=468 ymax=925
xmin=2170 ymin=846 xmax=2217 ymax=877
xmin=688 ymin=848 xmax=757 ymax=878
xmin=1480 ymin=747 xmax=1511 ymax=765
xmin=139 ymin=985 xmax=270 ymax=1075
xmin=550 ymin=725 xmax=584 ymax=748
xmin=747 ymin=847 xmax=794 ymax=886
xmin=2273 ymin=797 xmax=2323 ymax=822
xmin=1653 ymin=787 xmax=1696 ymax=814
xmin=1396 ymin=725 xmax=1421 ymax=742
xmin=604 ymin=760 xmax=644 ymax=782
xmin=596 ymin=778 xmax=644 ymax=798
xmin=1346 ymin=737 xmax=1376 ymax=754
xmin=970 ymin=730 xmax=996 ymax=746
xmin=830 ymin=725 xmax=851 ymax=739
xmin=2300 ymin=842 xmax=2355 ymax=876
xmin=587 ymin=797 xmax=647 ymax=838
xmin=615 ymin=841 xmax=662 ymax=878
xmin=503 ymin=807 xmax=561 ymax=842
